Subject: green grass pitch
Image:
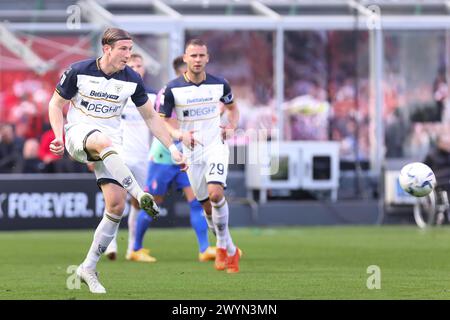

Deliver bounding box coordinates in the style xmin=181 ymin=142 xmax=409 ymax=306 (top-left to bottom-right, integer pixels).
xmin=1 ymin=226 xmax=450 ymax=299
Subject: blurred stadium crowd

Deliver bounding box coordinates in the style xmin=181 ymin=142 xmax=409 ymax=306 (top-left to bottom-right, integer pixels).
xmin=0 ymin=27 xmax=448 ymax=174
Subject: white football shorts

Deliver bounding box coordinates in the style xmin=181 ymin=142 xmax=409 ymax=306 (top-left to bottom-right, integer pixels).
xmin=186 ymin=142 xmax=229 ymax=201
xmin=65 ymin=123 xmax=125 ymax=183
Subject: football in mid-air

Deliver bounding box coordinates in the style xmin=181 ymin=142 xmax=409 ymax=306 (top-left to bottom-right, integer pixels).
xmin=398 ymin=162 xmax=436 ymax=197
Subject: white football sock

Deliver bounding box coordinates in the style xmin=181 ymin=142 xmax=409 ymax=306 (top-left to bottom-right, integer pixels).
xmin=226 ymin=231 xmax=236 ymax=256
xmin=83 ymin=211 xmax=122 ymax=270
xmin=105 ymin=234 xmax=117 ymax=254
xmin=211 ymin=197 xmax=236 ymax=255
xmin=127 ymin=205 xmax=139 ymax=254
xmin=204 ymin=212 xmax=216 ymax=236
xmin=100 ymin=147 xmax=144 ymax=200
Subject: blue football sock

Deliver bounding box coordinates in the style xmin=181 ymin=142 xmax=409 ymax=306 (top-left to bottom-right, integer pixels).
xmin=189 ymin=199 xmax=209 ymax=253
xmin=133 ymin=209 xmax=153 ymax=251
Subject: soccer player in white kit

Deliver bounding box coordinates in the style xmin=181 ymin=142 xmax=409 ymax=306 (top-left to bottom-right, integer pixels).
xmin=130 ymin=56 xmax=216 ymax=263
xmin=160 ymin=39 xmax=241 ymax=273
xmin=103 ymin=53 xmax=158 ymax=261
xmin=48 ymin=28 xmax=185 ymax=293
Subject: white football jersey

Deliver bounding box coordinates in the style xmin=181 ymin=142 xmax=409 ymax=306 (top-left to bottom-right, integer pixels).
xmin=160 ymin=73 xmax=234 ymax=153
xmin=56 ymin=58 xmax=149 ymax=145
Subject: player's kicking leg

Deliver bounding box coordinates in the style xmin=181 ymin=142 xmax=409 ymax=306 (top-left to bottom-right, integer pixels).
xmin=67 ymin=128 xmax=159 ymax=292
xmin=138 ymin=192 xmax=159 ymax=218
xmin=86 ymin=132 xmax=160 ymax=218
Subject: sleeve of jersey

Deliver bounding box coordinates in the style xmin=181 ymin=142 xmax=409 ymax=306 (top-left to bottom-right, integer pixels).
xmin=131 ymin=77 xmax=149 ymax=107
xmin=159 ymin=86 xmax=175 ymax=117
xmin=55 ymin=66 xmax=78 ymax=100
xmin=220 ymin=79 xmax=234 ymax=105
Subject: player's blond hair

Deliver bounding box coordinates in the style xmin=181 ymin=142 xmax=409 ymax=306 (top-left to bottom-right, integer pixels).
xmin=101 ymin=28 xmax=132 ymax=47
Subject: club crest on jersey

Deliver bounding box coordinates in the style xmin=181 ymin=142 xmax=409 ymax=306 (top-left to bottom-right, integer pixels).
xmin=114 ymin=84 xmax=123 ymax=94
xmin=122 ymin=176 xmax=133 ymax=188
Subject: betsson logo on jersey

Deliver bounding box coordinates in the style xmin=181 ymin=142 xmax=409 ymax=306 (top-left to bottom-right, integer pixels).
xmin=89 ymin=90 xmax=119 ymax=100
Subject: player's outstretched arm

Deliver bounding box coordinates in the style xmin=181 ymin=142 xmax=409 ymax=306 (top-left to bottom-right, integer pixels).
xmin=48 ymin=91 xmax=69 ymax=156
